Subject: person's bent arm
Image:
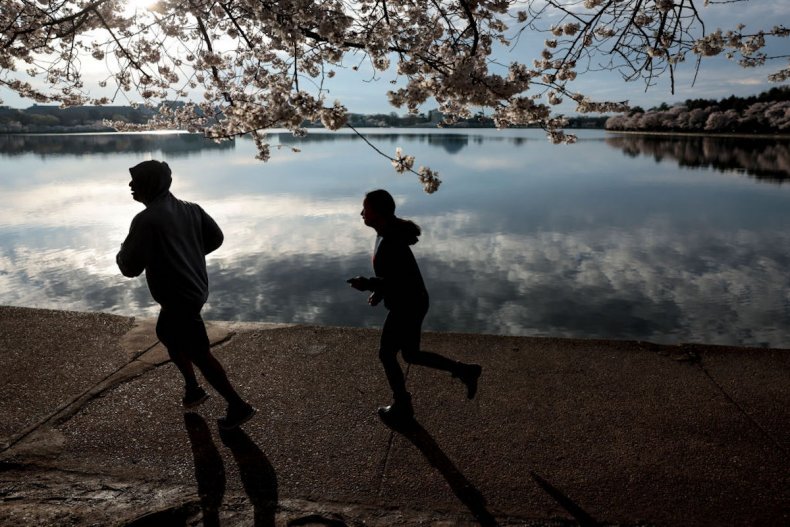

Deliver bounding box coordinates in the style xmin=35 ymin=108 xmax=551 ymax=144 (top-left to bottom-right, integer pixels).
xmin=116 ymin=217 xmax=148 ymax=277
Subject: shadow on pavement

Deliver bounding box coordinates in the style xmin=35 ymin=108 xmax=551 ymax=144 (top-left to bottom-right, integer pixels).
xmin=219 ymin=423 xmax=278 ymax=527
xmin=184 ymin=412 xmax=278 ymax=527
xmin=184 ymin=412 xmax=226 ymax=527
xmin=384 ymin=416 xmax=498 ymax=526
xmin=530 ymin=471 xmax=598 ymax=526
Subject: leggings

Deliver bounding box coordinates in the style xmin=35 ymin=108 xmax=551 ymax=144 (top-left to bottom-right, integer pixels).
xmin=379 ymin=303 xmax=459 ymax=399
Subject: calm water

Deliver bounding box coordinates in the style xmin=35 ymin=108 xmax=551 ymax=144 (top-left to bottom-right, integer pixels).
xmin=1 ymin=129 xmax=789 ymax=348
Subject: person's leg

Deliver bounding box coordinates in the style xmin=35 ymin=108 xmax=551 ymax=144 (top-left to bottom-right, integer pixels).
xmin=398 ymin=303 xmax=456 ymax=372
xmin=377 ymin=311 xmax=413 ymax=420
xmin=184 ymin=312 xmax=255 ymax=428
xmin=185 ymin=313 xmax=246 ymax=407
xmin=193 ymin=352 xmax=246 ymax=407
xmin=379 ymin=311 xmax=409 ymax=400
xmin=401 ymin=349 xmax=461 ymax=372
xmin=157 ymin=309 xmax=200 ymax=390
xmin=399 ymin=304 xmax=482 ymax=399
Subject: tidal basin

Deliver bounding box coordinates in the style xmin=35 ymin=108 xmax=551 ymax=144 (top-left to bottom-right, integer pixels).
xmin=1 ymin=129 xmax=789 ymax=348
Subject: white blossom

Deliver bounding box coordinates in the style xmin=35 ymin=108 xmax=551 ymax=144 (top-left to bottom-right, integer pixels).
xmin=655 ymin=0 xmax=674 ymax=14
xmin=417 ymin=166 xmax=441 ymax=194
xmin=693 ymin=31 xmax=725 ymax=56
xmin=391 ymin=147 xmax=415 ymax=173
xmin=319 ymin=101 xmax=348 ymax=130
xmin=634 ymin=13 xmax=653 ymax=27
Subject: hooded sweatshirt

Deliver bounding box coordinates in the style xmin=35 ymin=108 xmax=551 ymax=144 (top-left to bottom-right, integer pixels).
xmin=116 ymin=161 xmax=223 ymax=310
xmin=369 ymin=218 xmax=428 ymax=311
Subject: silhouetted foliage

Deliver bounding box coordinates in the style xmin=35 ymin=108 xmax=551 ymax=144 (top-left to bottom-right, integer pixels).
xmin=606 ymin=87 xmax=790 ymax=133
xmin=0 ymin=104 xmax=156 ymax=132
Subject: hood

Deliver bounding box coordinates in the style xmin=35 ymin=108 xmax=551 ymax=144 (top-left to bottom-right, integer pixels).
xmin=385 ymin=218 xmax=421 ymax=246
xmin=130 ymin=160 xmax=172 ymax=203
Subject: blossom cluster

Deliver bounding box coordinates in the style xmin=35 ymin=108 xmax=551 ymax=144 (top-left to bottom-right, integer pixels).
xmin=417 ymin=166 xmax=441 ymax=194
xmin=692 ymin=26 xmax=788 ymax=70
xmin=391 ymin=147 xmax=415 ymax=173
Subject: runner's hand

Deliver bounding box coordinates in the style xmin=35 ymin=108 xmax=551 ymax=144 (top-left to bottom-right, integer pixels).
xmin=347 ymin=276 xmax=369 ymax=291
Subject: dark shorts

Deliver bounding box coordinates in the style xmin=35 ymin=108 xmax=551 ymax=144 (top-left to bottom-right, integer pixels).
xmin=155 ymin=307 xmax=210 ymax=358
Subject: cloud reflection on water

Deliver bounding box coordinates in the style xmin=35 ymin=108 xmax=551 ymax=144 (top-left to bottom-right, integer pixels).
xmin=4 ymin=211 xmax=789 ymax=347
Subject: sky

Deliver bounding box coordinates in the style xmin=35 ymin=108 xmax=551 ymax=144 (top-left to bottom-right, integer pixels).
xmin=0 ymin=0 xmax=788 ymax=114
xmin=333 ymin=0 xmax=790 ymax=115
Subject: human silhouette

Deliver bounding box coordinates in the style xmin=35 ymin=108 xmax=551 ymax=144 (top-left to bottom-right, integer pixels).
xmin=348 ymin=189 xmax=482 ymax=421
xmin=117 ymin=159 xmax=255 ymax=429
xmin=219 ymin=427 xmax=278 ymax=527
xmin=183 ymin=412 xmax=226 ymax=527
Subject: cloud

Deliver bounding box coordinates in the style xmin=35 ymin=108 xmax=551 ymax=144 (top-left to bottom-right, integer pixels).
xmin=730 ymin=78 xmax=767 ymax=87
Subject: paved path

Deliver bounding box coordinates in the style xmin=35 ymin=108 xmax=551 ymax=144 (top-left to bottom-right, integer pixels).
xmin=0 ymin=305 xmax=788 ymax=526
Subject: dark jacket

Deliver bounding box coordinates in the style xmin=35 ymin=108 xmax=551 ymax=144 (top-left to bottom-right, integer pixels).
xmin=116 ymin=192 xmax=223 ymax=310
xmin=369 ymin=219 xmax=428 ymax=311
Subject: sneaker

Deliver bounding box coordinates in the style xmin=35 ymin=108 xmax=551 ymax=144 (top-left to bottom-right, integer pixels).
xmin=377 ymin=394 xmax=414 ymax=422
xmin=454 ymin=363 xmax=482 ymax=399
xmin=218 ymin=402 xmax=256 ymax=430
xmin=183 ymin=386 xmax=209 ymax=409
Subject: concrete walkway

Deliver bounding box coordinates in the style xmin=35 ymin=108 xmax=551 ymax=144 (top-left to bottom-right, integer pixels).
xmin=0 ymin=305 xmax=788 ymax=526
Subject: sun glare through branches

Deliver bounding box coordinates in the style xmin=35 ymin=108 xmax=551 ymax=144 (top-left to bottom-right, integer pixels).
xmin=123 ymin=0 xmax=158 ymax=15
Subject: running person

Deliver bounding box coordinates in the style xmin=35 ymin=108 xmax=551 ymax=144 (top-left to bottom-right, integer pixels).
xmin=348 ymin=189 xmax=482 ymax=420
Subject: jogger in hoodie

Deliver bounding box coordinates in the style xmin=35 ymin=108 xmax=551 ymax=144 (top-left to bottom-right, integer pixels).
xmin=117 ymin=159 xmax=255 ymax=429
xmin=348 ymin=189 xmax=482 ymax=421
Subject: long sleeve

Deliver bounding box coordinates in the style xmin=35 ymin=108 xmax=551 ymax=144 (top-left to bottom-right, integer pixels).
xmin=116 ymin=215 xmax=150 ymax=277
xmin=368 ymin=276 xmax=384 ymax=292
xmin=372 ymin=237 xmax=427 ymax=310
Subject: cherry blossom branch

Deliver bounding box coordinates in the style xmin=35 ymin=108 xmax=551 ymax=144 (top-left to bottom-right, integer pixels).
xmin=92 ymin=7 xmax=151 ymax=82
xmin=345 ymin=123 xmax=441 ymax=193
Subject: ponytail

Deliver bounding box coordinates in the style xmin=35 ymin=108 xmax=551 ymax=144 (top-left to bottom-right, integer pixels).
xmin=365 ymin=188 xmax=421 ymax=243
xmin=395 ymin=216 xmax=421 ymax=237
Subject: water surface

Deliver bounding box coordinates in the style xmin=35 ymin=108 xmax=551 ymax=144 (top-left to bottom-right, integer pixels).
xmin=1 ymin=129 xmax=789 ymax=348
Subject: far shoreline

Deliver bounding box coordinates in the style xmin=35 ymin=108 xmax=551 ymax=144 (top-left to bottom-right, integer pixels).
xmin=2 ymin=127 xmax=789 ymax=140
xmin=606 ymin=129 xmax=790 ymax=140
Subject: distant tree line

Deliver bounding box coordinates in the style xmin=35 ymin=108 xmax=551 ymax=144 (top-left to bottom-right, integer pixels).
xmin=605 ymin=87 xmax=790 ymax=134
xmin=0 ymin=105 xmax=156 ymax=133
xmin=343 ymin=109 xmax=608 ymax=129
xmin=6 ymin=88 xmax=785 ymax=134
xmin=1 ymin=104 xmax=609 ymax=133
